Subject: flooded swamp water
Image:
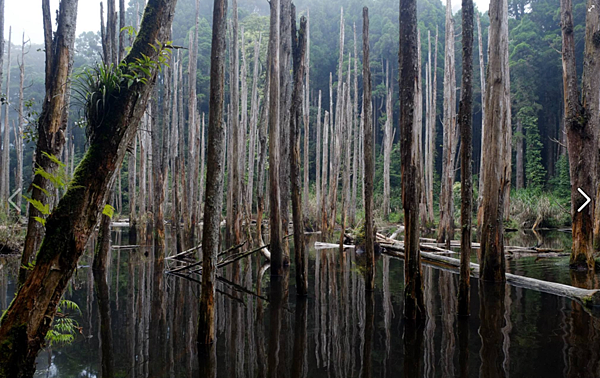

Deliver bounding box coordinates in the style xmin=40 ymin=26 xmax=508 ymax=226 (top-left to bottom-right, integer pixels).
xmin=1 ymin=228 xmax=600 ymax=377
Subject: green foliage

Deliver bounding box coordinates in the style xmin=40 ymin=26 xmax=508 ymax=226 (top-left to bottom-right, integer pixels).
xmin=520 ymin=107 xmax=546 ymax=190
xmin=550 ymin=154 xmax=570 ymax=200
xmin=103 ymin=204 xmax=116 ymax=219
xmin=45 ymin=299 xmax=81 ymax=348
xmin=510 ymin=188 xmax=570 ymax=229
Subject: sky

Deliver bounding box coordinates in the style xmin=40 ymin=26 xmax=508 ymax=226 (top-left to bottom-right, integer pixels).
xmin=5 ymin=0 xmax=490 ymax=45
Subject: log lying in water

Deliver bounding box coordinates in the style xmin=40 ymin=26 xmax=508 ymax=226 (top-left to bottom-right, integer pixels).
xmin=380 ymin=243 xmax=600 ymax=308
xmin=315 ymin=242 xmax=355 ymax=250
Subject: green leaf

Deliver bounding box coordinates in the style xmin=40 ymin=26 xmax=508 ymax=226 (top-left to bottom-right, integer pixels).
xmin=103 ymin=204 xmax=115 ymax=219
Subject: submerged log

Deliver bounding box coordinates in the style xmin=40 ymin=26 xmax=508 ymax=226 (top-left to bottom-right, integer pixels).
xmin=381 ymin=243 xmax=600 ymax=308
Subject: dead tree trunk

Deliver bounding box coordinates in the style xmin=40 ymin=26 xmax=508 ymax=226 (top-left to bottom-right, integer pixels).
xmin=350 ymin=23 xmax=359 ymax=226
xmin=383 ymin=63 xmax=392 ymax=220
xmin=458 ymin=0 xmax=474 ymax=317
xmin=240 ymin=26 xmax=249 ymax=229
xmin=302 ymin=9 xmax=310 ymax=211
xmin=476 ymin=13 xmax=486 ymax=227
xmin=19 ymin=0 xmax=78 ymax=287
xmin=197 ymin=0 xmax=227 ymax=347
xmin=2 ymin=28 xmax=11 ymax=204
xmin=280 ymin=0 xmax=293 ymax=243
xmin=320 ymin=109 xmax=329 ymax=230
xmin=246 ymin=34 xmax=262 ymax=220
xmin=269 ymin=0 xmax=285 ymax=275
xmin=515 ymin=119 xmax=524 ymax=190
xmin=187 ymin=0 xmax=200 ymax=241
xmin=16 ymin=33 xmax=26 ymax=214
xmin=256 ymin=63 xmax=270 ymax=248
xmin=363 ymin=7 xmax=375 ymax=292
xmin=480 ymin=0 xmax=510 ymax=282
xmin=400 ymin=0 xmax=426 ymax=320
xmin=561 ymin=0 xmax=598 ymax=270
xmin=291 ymin=9 xmax=308 ymax=296
xmin=315 ymin=90 xmax=322 ymax=219
xmin=427 ymin=27 xmax=439 ymax=225
xmin=0 ymin=0 xmax=177 ymax=373
xmin=438 ymin=0 xmax=457 ymax=247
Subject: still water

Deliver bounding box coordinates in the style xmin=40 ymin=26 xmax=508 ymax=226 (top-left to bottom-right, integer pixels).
xmin=1 ymin=228 xmax=600 ymax=377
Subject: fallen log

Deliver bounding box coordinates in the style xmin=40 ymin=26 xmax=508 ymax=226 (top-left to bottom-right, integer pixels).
xmin=380 ymin=243 xmax=600 ymax=308
xmin=315 ymin=242 xmax=355 ymax=250
xmin=112 ymin=245 xmax=140 ymax=250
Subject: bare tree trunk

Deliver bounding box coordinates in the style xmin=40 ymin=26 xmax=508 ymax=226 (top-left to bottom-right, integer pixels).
xmin=291 ymin=9 xmax=308 ymax=296
xmin=476 ymin=13 xmax=486 ymax=227
xmin=172 ymin=55 xmax=183 ymax=252
xmin=16 ymin=33 xmax=26 ymax=214
xmin=240 ymin=26 xmax=248 ymax=227
xmin=350 ymin=24 xmax=359 ymax=226
xmin=383 ymin=62 xmax=392 ymax=220
xmin=416 ymin=33 xmax=426 ymax=226
xmin=480 ymin=0 xmax=510 ymax=282
xmin=363 ymin=7 xmax=375 ymax=292
xmin=0 ymin=1 xmax=176 ymax=373
xmin=187 ymin=0 xmax=200 ymax=241
xmin=199 ymin=113 xmax=205 ymax=219
xmin=247 ymin=34 xmax=262 ymax=220
xmin=19 ymin=0 xmax=78 ymax=287
xmin=515 ymin=119 xmax=524 ymax=190
xmin=561 ymin=0 xmax=598 ymax=270
xmin=302 ymin=9 xmax=310 ymax=211
xmin=2 ymin=28 xmax=11 ymax=204
xmin=320 ymin=110 xmax=329 ymax=230
xmin=458 ymin=0 xmax=474 ymax=317
xmin=197 ymin=0 xmax=226 ymax=349
xmin=315 ymin=90 xmax=322 ymax=220
xmin=400 ymin=0 xmax=426 ymax=320
xmin=269 ymin=0 xmax=285 ymax=275
xmin=0 ymin=2 xmax=4 ymax=178
xmin=429 ymin=27 xmax=439 ymax=224
xmin=438 ymin=0 xmax=457 ymax=248
xmin=256 ymin=70 xmax=270 ymax=249
xmin=280 ymin=0 xmax=293 ymax=243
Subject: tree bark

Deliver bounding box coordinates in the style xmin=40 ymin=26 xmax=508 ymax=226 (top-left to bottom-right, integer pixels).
xmin=458 ymin=0 xmax=474 ymax=317
xmin=438 ymin=0 xmax=457 ymax=247
xmin=0 ymin=1 xmax=177 ymax=373
xmin=291 ymin=10 xmax=308 ymax=296
xmin=480 ymin=0 xmax=510 ymax=282
xmin=477 ymin=13 xmax=486 ymax=227
xmin=561 ymin=0 xmax=598 ymax=270
xmin=363 ymin=7 xmax=375 ymax=292
xmin=302 ymin=9 xmax=310 ymax=211
xmin=280 ymin=0 xmax=293 ymax=243
xmin=315 ymin=90 xmax=322 ymax=220
xmin=246 ymin=34 xmax=262 ymax=220
xmin=187 ymin=0 xmax=200 ymax=241
xmin=350 ymin=23 xmax=359 ymax=226
xmin=269 ymin=0 xmax=285 ymax=275
xmin=383 ymin=62 xmax=392 ymax=220
xmin=16 ymin=33 xmax=26 ymax=214
xmin=19 ymin=0 xmax=78 ymax=287
xmin=515 ymin=119 xmax=524 ymax=190
xmin=256 ymin=62 xmax=270 ymax=248
xmin=197 ymin=0 xmax=226 ymax=347
xmin=400 ymin=0 xmax=426 ymax=319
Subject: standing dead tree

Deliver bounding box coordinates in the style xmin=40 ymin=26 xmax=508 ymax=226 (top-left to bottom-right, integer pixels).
xmin=350 ymin=23 xmax=359 ymax=226
xmin=480 ymin=0 xmax=511 ymax=282
xmin=400 ymin=0 xmax=426 ymax=320
xmin=1 ymin=28 xmax=11 ymax=204
xmin=438 ymin=0 xmax=457 ymax=248
xmin=382 ymin=62 xmax=392 ymax=220
xmin=280 ymin=0 xmax=293 ymax=243
xmin=363 ymin=7 xmax=375 ymax=292
xmin=246 ymin=34 xmax=262 ymax=222
xmin=0 ymin=0 xmax=177 ymax=373
xmin=19 ymin=0 xmax=78 ymax=287
xmin=302 ymin=9 xmax=310 ymax=211
xmin=16 ymin=33 xmax=28 ymax=214
xmin=561 ymin=0 xmax=599 ymax=270
xmin=198 ymin=0 xmax=226 ymax=347
xmin=476 ymin=13 xmax=486 ymax=227
xmin=269 ymin=0 xmax=285 ymax=275
xmin=458 ymin=0 xmax=474 ymax=317
xmin=291 ymin=9 xmax=308 ymax=296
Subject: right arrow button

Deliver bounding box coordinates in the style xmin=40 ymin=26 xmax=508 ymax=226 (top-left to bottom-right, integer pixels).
xmin=578 ymin=188 xmax=591 ymax=213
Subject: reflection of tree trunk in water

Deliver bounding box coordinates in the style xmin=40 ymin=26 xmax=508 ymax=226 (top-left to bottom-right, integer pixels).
xmin=361 ymin=291 xmax=375 ymax=378
xmin=403 ymin=321 xmax=424 ymax=378
xmin=255 ymin=260 xmax=269 ymax=377
xmin=478 ymin=281 xmax=506 ymax=378
xmin=148 ymin=242 xmax=167 ymax=375
xmin=314 ymin=248 xmax=322 ymax=367
xmin=268 ymin=272 xmax=289 ymax=378
xmin=567 ymin=271 xmax=600 ymax=378
xmin=502 ymin=271 xmax=512 ymax=376
xmin=93 ymin=268 xmax=114 ymax=378
xmin=424 ymin=267 xmax=436 ymax=378
xmin=458 ymin=317 xmax=470 ymax=378
xmin=127 ymin=252 xmax=136 ymax=377
xmin=198 ymin=342 xmax=217 ymax=378
xmin=382 ymin=256 xmax=392 ymax=375
xmin=440 ymin=271 xmax=456 ymax=376
xmin=291 ymin=296 xmax=308 ymax=378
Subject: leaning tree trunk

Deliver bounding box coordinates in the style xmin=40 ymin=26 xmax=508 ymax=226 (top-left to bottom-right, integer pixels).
xmin=0 ymin=1 xmax=177 ymax=374
xmin=269 ymin=0 xmax=285 ymax=275
xmin=438 ymin=0 xmax=457 ymax=248
xmin=197 ymin=0 xmax=227 ymax=349
xmin=561 ymin=0 xmax=598 ymax=270
xmin=480 ymin=0 xmax=511 ymax=282
xmin=458 ymin=0 xmax=474 ymax=317
xmin=363 ymin=7 xmax=375 ymax=292
xmin=290 ymin=10 xmax=308 ymax=296
xmin=400 ymin=0 xmax=426 ymax=320
xmin=19 ymin=0 xmax=78 ymax=287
